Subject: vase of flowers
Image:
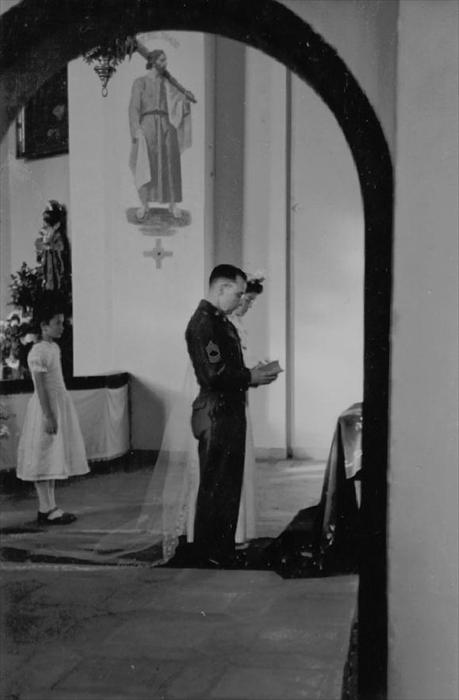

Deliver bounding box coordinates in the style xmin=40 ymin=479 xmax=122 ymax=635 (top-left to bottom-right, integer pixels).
xmin=0 ymin=311 xmax=37 ymax=379
xmin=1 ymin=262 xmax=41 ymax=379
xmin=9 ymin=262 xmax=44 ymax=314
xmin=0 ymin=401 xmax=13 ymax=440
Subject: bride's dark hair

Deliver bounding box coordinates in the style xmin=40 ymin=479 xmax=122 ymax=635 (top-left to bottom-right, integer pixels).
xmin=246 ymin=278 xmax=264 ymax=295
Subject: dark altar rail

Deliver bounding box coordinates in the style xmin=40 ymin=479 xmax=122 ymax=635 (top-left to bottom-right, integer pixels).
xmin=0 ymin=372 xmax=129 ymax=395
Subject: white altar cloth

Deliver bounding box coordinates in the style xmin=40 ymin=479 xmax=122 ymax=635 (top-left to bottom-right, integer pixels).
xmin=0 ymin=382 xmax=129 ymax=471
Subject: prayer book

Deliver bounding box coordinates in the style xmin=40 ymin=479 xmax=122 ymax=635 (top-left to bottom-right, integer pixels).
xmin=261 ymin=360 xmax=283 ymax=375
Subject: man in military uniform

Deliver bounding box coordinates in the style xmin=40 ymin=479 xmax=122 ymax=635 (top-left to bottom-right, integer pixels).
xmin=185 ymin=264 xmax=278 ymax=566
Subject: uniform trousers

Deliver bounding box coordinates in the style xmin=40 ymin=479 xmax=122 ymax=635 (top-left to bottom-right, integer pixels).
xmin=191 ymin=394 xmax=246 ymax=563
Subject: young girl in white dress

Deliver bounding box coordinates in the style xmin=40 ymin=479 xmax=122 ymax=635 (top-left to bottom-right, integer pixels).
xmin=17 ymin=305 xmax=89 ymax=524
xmin=229 ymin=276 xmax=265 ymax=546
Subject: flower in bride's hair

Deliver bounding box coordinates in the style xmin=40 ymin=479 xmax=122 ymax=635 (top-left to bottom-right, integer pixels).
xmin=247 ymin=269 xmax=266 ymax=283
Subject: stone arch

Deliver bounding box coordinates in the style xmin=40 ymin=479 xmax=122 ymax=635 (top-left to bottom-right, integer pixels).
xmin=0 ymin=1 xmax=393 ymax=696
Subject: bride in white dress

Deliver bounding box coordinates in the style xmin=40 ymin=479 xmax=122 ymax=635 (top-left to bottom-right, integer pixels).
xmin=229 ymin=275 xmax=265 ymax=546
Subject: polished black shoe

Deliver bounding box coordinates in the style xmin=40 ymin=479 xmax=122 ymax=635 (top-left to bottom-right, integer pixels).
xmin=37 ymin=508 xmax=77 ymax=525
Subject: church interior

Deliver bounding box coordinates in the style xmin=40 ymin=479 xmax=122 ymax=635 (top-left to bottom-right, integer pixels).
xmin=0 ymin=1 xmax=457 ymax=699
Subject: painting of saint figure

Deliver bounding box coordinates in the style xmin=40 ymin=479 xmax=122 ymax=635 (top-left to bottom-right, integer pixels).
xmin=128 ymin=48 xmax=196 ymax=229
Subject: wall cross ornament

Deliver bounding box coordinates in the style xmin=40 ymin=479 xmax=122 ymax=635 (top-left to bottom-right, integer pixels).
xmin=143 ymin=238 xmax=173 ymax=269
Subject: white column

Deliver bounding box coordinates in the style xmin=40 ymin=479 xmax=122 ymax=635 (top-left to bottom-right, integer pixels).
xmin=243 ymin=48 xmax=288 ymax=457
xmin=290 ymin=75 xmax=364 ymax=460
xmin=388 ymin=2 xmax=459 ymax=698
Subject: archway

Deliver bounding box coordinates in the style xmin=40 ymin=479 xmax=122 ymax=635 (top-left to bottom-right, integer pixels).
xmin=0 ymin=1 xmax=393 ymax=697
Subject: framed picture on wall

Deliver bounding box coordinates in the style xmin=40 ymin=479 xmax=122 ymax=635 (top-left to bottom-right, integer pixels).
xmin=16 ymin=66 xmax=69 ymax=159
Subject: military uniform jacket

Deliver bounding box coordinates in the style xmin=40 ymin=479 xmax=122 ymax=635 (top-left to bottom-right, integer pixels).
xmin=185 ymin=300 xmax=251 ymax=405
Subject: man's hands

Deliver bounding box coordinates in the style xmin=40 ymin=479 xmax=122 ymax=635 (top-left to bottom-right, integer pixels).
xmin=250 ymin=364 xmax=279 ymax=386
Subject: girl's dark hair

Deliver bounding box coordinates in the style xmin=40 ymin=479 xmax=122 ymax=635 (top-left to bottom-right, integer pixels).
xmin=37 ymin=307 xmax=64 ymax=327
xmin=246 ymin=278 xmax=264 ymax=295
xmin=34 ymin=294 xmax=65 ymax=328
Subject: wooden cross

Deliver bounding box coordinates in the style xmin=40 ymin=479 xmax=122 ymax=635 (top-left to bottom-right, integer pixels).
xmin=143 ymin=238 xmax=173 ymax=269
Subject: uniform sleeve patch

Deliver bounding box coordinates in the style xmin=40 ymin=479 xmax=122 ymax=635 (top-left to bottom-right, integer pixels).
xmin=206 ymin=340 xmax=221 ymax=364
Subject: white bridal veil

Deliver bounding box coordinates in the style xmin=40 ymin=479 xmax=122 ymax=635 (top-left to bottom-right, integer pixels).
xmin=95 ymin=363 xmax=200 ymax=564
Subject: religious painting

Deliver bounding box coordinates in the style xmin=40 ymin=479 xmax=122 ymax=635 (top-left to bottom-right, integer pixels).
xmin=125 ymin=35 xmax=196 ymax=235
xmin=16 ymin=66 xmax=69 ymax=160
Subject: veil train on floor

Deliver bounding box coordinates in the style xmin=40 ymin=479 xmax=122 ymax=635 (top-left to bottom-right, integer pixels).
xmin=94 ymin=364 xmax=199 ymax=563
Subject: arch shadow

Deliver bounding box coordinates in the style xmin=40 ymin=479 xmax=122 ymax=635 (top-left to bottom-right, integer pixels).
xmin=0 ymin=1 xmax=393 ymax=697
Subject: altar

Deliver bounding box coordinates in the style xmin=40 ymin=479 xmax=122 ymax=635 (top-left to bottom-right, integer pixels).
xmin=263 ymin=402 xmax=363 ymax=576
xmin=0 ymin=372 xmax=130 ymax=472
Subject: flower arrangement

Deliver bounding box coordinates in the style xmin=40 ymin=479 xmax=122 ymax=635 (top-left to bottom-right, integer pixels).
xmin=0 ymin=311 xmax=37 ymax=380
xmin=247 ymin=270 xmax=266 ymax=284
xmin=9 ymin=262 xmax=44 ymax=313
xmin=0 ymin=402 xmax=13 ymax=440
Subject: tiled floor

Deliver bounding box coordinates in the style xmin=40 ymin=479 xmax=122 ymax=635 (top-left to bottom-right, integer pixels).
xmin=0 ymin=460 xmax=358 ymax=699
xmin=1 ymin=564 xmax=357 ymax=699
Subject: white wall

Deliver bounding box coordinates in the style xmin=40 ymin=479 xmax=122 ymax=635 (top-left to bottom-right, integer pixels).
xmin=68 ymin=56 xmax=111 ymax=373
xmin=240 ymin=48 xmax=363 ymax=459
xmin=290 ymin=77 xmax=363 ymax=459
xmin=242 ymin=48 xmax=288 ymax=456
xmin=9 ymin=154 xmax=69 ymax=274
xmin=213 ymin=38 xmax=245 ymax=267
xmin=239 ymin=0 xmax=398 ymax=457
xmin=388 ymin=2 xmax=459 ymax=698
xmin=68 ymin=32 xmax=211 ymax=449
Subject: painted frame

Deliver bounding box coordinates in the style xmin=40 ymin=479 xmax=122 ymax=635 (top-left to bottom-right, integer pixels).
xmin=16 ymin=66 xmax=69 ymax=160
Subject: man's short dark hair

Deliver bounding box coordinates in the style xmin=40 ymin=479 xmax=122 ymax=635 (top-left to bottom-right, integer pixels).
xmin=209 ymin=264 xmax=247 ymax=287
